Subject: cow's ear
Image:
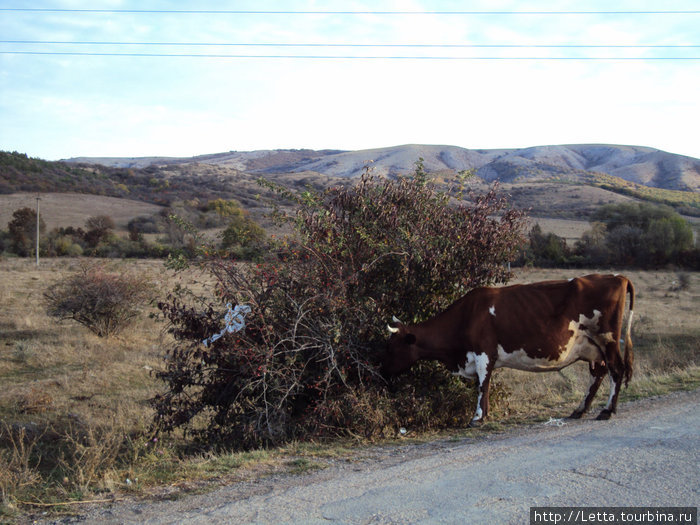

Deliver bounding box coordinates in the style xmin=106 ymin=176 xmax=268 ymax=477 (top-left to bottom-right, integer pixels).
xmin=404 ymin=333 xmax=416 ymax=345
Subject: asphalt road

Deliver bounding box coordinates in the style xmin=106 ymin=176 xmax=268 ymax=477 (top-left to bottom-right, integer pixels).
xmin=56 ymin=389 xmax=699 ymax=524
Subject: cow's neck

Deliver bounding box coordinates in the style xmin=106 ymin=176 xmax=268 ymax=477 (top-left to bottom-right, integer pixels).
xmin=412 ymin=323 xmax=462 ymax=371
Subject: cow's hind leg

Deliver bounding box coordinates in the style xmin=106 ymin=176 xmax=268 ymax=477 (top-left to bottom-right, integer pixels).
xmin=596 ymin=342 xmax=625 ymax=420
xmin=467 ymin=353 xmax=493 ymax=427
xmin=569 ymin=361 xmax=606 ymax=419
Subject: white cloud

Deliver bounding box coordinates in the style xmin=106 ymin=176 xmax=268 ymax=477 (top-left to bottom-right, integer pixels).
xmin=1 ymin=0 xmax=699 ymax=159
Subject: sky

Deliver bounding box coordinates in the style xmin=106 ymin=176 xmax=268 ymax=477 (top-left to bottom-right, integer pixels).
xmin=1 ymin=0 xmax=699 ymax=161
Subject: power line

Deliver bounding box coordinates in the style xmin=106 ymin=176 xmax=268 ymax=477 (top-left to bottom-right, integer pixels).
xmin=2 ymin=51 xmax=698 ymax=60
xmin=3 ymin=40 xmax=699 ymax=49
xmin=1 ymin=8 xmax=699 ymax=15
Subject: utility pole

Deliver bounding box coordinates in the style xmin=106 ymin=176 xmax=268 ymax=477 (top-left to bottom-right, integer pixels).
xmin=35 ymin=194 xmax=41 ymax=267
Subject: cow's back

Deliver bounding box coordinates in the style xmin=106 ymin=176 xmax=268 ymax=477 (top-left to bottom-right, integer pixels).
xmin=465 ymin=274 xmax=629 ymax=358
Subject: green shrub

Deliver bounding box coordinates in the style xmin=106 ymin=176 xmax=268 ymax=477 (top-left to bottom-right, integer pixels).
xmin=521 ymin=223 xmax=571 ymax=267
xmin=53 ymin=235 xmax=83 ymax=257
xmin=220 ymin=213 xmax=266 ymax=252
xmin=577 ymin=202 xmax=697 ymax=267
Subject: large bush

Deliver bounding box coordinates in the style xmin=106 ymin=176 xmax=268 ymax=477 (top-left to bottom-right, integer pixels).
xmin=154 ymin=166 xmax=526 ymax=448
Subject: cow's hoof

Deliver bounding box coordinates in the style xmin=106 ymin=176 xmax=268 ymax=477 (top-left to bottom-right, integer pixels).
xmin=467 ymin=419 xmax=484 ymax=428
xmin=568 ymin=410 xmax=584 ymax=420
xmin=596 ymin=409 xmax=613 ymax=420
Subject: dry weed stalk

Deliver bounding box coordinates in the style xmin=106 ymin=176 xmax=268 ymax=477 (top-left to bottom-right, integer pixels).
xmin=0 ymin=423 xmax=42 ymax=505
xmin=56 ymin=422 xmax=126 ymax=493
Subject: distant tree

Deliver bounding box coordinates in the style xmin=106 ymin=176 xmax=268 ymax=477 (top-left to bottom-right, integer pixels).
xmin=7 ymin=207 xmax=45 ymax=256
xmin=645 ymin=216 xmax=694 ymax=265
xmin=0 ymin=229 xmax=10 ymax=253
xmin=525 ymin=223 xmax=570 ymax=266
xmin=84 ymin=215 xmax=115 ymax=248
xmin=205 ymin=198 xmax=246 ymax=218
xmin=574 ymin=222 xmax=608 ymax=265
xmin=606 ymin=225 xmax=645 ymax=266
xmin=220 ymin=211 xmax=266 ymax=250
xmin=85 ymin=215 xmax=115 ymax=234
xmin=591 ymin=202 xmax=694 ymax=266
xmin=592 ymin=202 xmax=672 ymax=231
xmin=163 ymin=213 xmax=197 ymax=251
xmin=127 ymin=215 xmax=161 ymax=235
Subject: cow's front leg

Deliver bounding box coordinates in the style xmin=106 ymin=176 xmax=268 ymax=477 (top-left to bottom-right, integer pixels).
xmin=468 ymin=353 xmax=493 ymax=427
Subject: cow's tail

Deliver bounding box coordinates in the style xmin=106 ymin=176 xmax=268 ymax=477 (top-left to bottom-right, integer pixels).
xmin=623 ymin=278 xmax=635 ymax=387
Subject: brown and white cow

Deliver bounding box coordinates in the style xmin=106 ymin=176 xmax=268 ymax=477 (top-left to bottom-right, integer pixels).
xmin=382 ymin=274 xmax=635 ymax=425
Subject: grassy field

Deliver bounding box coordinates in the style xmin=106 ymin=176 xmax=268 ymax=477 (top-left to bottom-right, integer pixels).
xmin=0 ymin=258 xmax=698 ymax=522
xmin=0 ymin=193 xmax=164 ymax=231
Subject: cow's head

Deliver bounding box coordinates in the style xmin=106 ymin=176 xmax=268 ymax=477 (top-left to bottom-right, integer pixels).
xmin=381 ymin=318 xmax=420 ymax=378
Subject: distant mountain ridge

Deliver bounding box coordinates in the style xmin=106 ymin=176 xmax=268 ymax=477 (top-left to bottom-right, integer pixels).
xmin=66 ymin=143 xmax=700 ymax=192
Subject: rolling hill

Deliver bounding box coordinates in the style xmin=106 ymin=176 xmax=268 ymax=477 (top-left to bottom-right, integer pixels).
xmin=66 ymin=143 xmax=700 ymax=192
xmin=2 ymin=143 xmax=699 ymax=245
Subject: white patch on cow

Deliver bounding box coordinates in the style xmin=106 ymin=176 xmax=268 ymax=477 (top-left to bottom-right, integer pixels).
xmin=453 ymin=352 xmax=477 ymax=378
xmin=580 ymin=309 xmax=602 ymax=329
xmin=489 ymin=305 xmax=496 ymax=317
xmin=472 ymin=354 xmax=490 ymax=421
xmin=475 ymin=353 xmax=489 ymax=380
xmin=568 ymin=278 xmax=574 ymax=282
xmin=473 ymin=393 xmax=483 ymax=420
xmin=494 ymin=310 xmax=607 ymax=372
xmin=454 ymin=352 xmax=490 ymax=380
xmin=605 ymin=375 xmax=617 ymax=410
xmin=454 ymin=353 xmax=490 ymax=422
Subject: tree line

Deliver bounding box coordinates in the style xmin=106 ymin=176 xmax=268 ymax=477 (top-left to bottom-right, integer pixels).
xmin=2 ymin=190 xmax=697 ymax=270
xmin=0 ymin=198 xmax=266 ymax=260
xmin=521 ymin=202 xmax=698 ymax=269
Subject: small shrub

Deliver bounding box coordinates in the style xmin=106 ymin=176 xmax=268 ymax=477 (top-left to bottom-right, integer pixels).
xmin=44 ymin=263 xmax=153 ymax=337
xmin=670 ymin=272 xmax=691 ymax=292
xmin=52 ymin=235 xmax=84 ymax=257
xmin=128 ymin=215 xmax=162 ymax=235
xmin=55 ymin=423 xmax=126 ymax=493
xmin=221 ymin=218 xmax=265 ymax=250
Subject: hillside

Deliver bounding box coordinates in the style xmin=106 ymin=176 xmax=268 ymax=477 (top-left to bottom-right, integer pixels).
xmin=65 ymin=143 xmax=700 ymax=192
xmin=0 ymin=193 xmax=163 ymax=230
xmin=3 ymin=143 xmax=699 ymax=231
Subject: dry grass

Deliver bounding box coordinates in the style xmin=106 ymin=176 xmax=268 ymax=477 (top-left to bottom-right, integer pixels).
xmin=0 ymin=193 xmax=163 ymax=231
xmin=0 ymin=258 xmax=169 ymax=519
xmin=0 ymin=259 xmax=697 ymax=521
